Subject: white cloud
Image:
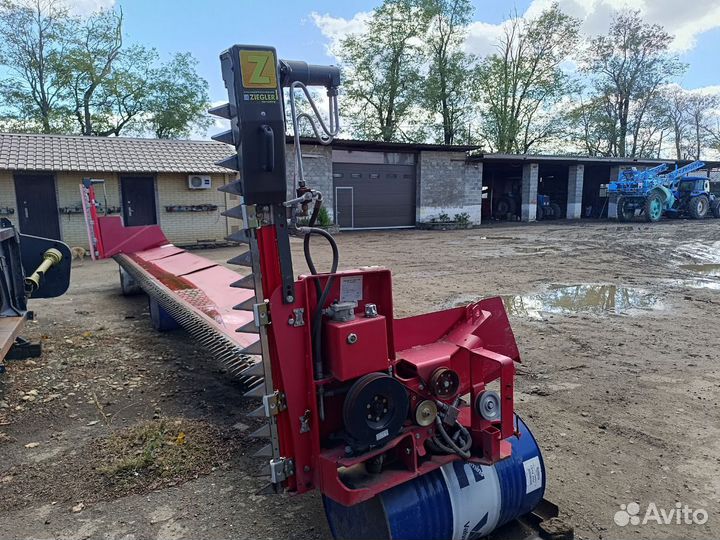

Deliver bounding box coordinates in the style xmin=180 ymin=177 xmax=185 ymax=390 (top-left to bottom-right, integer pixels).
xmin=464 ymin=21 xmax=505 ymax=57
xmin=310 ymin=11 xmax=371 ymax=57
xmin=313 ymin=0 xmax=720 ymax=60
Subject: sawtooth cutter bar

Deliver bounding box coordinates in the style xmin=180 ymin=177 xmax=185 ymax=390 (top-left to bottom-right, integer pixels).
xmin=113 ymin=244 xmax=265 ymax=388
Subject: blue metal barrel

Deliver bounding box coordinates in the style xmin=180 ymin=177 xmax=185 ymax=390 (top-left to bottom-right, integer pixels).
xmin=324 ymin=416 xmax=545 ymax=540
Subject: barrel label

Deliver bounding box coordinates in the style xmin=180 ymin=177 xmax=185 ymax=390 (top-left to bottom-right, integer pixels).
xmin=523 ymin=456 xmax=542 ymax=494
xmin=440 ymin=462 xmax=501 ymax=539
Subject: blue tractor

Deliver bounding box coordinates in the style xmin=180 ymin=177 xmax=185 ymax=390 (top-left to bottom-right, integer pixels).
xmin=609 ymin=161 xmax=720 ymax=222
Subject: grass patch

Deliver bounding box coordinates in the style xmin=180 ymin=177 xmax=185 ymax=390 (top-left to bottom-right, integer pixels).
xmin=97 ymin=418 xmax=230 ymax=493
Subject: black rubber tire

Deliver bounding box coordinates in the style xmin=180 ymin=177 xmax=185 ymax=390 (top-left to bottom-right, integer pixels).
xmin=549 ymin=202 xmax=562 ymax=219
xmin=712 ymin=200 xmax=720 ymax=218
xmin=119 ymin=266 xmax=142 ymax=296
xmin=494 ymin=196 xmax=516 ymax=219
xmin=536 ymin=204 xmax=544 ymax=221
xmin=689 ymin=195 xmax=709 ymax=219
xmin=616 ymin=197 xmax=633 ymax=222
xmin=644 ymin=192 xmax=664 ymax=223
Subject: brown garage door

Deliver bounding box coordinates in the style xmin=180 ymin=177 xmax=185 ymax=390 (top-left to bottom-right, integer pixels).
xmin=332 ymin=163 xmax=416 ymax=229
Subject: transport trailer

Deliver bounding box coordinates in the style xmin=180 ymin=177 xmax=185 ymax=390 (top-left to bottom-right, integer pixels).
xmin=83 ymin=44 xmax=572 ymax=540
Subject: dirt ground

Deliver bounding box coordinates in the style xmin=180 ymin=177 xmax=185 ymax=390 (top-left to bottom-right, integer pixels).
xmin=1 ymin=219 xmax=719 ymax=540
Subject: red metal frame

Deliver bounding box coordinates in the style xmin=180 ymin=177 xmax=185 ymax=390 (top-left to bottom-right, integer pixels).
xmin=86 ymin=192 xmax=524 ymax=508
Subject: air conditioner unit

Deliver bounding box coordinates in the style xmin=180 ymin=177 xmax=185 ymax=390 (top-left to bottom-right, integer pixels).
xmin=188 ymin=175 xmax=212 ymax=190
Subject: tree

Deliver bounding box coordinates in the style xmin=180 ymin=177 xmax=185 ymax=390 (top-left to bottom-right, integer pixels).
xmin=145 ymin=53 xmax=211 ymax=139
xmin=684 ymin=93 xmax=718 ymax=159
xmin=66 ymin=8 xmax=123 ymax=136
xmin=0 ymin=0 xmax=71 ymax=132
xmin=659 ymin=86 xmax=689 ymax=160
xmin=474 ymin=4 xmax=580 ymax=153
xmin=422 ymin=0 xmax=475 ymax=144
xmin=581 ymin=11 xmax=685 ymax=157
xmin=0 ymin=1 xmax=210 ymax=138
xmin=566 ymin=95 xmax=617 ymax=156
xmin=336 ymin=0 xmax=429 ymax=141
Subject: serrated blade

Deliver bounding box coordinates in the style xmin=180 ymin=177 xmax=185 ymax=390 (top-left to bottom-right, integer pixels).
xmin=227 ymin=251 xmax=253 ymax=267
xmin=250 ymin=424 xmax=271 ymax=438
xmin=240 ymin=361 xmax=264 ymax=377
xmin=230 ymin=273 xmax=254 ymax=289
xmin=234 ymin=296 xmax=257 ymax=310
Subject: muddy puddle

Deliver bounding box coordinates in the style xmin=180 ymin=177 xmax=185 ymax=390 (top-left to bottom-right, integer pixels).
xmin=679 ymin=263 xmax=720 ymax=276
xmin=502 ymin=284 xmax=662 ymax=318
xmin=674 ymin=264 xmax=720 ymax=290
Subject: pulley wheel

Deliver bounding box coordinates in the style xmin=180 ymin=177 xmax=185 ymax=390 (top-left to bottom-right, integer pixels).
xmin=343 ymin=372 xmax=409 ymax=448
xmin=414 ymin=399 xmax=438 ymax=427
xmin=430 ymin=368 xmax=460 ymax=399
xmin=476 ymin=390 xmax=501 ymax=421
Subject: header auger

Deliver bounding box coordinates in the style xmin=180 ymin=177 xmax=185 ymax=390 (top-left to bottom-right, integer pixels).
xmin=83 ymin=44 xmax=565 ymax=539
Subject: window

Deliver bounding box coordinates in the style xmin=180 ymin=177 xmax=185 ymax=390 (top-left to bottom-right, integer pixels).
xmin=369 ymin=173 xmax=380 ymax=179
xmin=387 ymin=173 xmax=398 ymax=179
xmin=332 ymin=173 xmax=343 ymax=178
xmin=403 ymin=173 xmax=412 ymax=179
xmin=351 ymin=173 xmax=362 ymax=178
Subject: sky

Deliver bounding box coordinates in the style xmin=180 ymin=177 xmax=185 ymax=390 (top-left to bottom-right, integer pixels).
xmin=65 ymin=0 xmax=720 ymax=137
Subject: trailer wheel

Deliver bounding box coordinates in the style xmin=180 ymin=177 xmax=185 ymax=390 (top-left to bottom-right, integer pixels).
xmin=689 ymin=195 xmax=709 ymax=219
xmin=119 ymin=266 xmax=142 ymax=296
xmin=616 ymin=197 xmax=633 ymax=222
xmin=644 ymin=193 xmax=664 ymax=222
xmin=549 ymin=202 xmax=563 ymax=219
xmin=149 ymin=297 xmax=180 ymax=332
xmin=536 ymin=205 xmax=544 ymax=221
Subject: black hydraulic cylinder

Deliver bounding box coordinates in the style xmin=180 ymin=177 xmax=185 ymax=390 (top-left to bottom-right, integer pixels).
xmin=279 ymin=60 xmax=340 ymax=92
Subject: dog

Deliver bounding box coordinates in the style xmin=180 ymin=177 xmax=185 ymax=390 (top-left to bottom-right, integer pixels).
xmin=71 ymin=246 xmax=87 ymax=263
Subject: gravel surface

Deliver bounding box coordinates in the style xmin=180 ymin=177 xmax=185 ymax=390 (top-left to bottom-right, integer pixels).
xmin=1 ymin=219 xmax=719 ymax=539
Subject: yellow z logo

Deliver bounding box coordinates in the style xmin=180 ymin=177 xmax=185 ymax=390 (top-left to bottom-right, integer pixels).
xmin=240 ymin=50 xmax=277 ymax=89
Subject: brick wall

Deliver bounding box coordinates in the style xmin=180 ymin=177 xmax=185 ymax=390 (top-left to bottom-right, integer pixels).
xmin=416 ymin=151 xmax=482 ymax=224
xmin=155 ymin=173 xmax=230 ymax=245
xmin=0 ymin=170 xmax=231 ymax=247
xmin=0 ymin=172 xmax=16 ymax=222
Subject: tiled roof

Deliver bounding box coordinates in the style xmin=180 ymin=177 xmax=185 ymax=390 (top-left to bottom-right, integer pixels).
xmin=0 ymin=132 xmax=235 ymax=174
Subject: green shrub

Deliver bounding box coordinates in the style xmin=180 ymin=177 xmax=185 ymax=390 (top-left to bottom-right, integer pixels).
xmin=454 ymin=212 xmax=471 ymax=225
xmin=317 ymin=206 xmax=332 ymax=227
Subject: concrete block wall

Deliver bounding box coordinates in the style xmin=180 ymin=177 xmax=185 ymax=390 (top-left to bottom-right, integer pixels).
xmin=521 ymin=163 xmax=539 ymax=222
xmin=417 ymin=151 xmax=483 ymax=224
xmin=567 ymin=164 xmax=584 ymax=219
xmin=284 ymin=143 xmax=333 ymax=221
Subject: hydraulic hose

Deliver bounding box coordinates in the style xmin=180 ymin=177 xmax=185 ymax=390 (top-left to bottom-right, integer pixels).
xmin=302 ymin=220 xmax=339 ymax=381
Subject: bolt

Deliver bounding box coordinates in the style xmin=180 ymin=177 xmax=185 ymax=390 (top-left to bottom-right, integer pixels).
xmin=415 ymin=433 xmax=421 ymax=439
xmin=288 ymin=318 xmax=294 ymax=325
xmin=347 ymin=333 xmax=358 ymax=344
xmin=286 ymin=295 xmax=294 ymax=303
xmin=303 ymin=465 xmax=311 ymax=473
xmin=405 ymin=447 xmax=412 ymax=455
